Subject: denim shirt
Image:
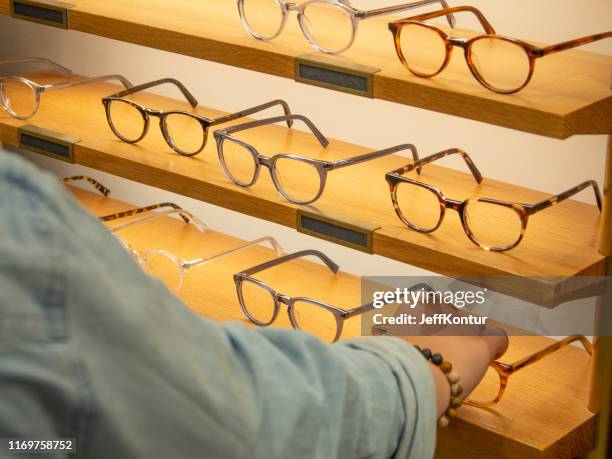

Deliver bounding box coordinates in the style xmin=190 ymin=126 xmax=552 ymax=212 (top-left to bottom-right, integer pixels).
xmin=0 ymin=152 xmax=436 ymax=459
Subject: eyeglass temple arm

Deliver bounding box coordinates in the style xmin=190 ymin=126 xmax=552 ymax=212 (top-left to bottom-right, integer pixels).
xmin=210 ymin=100 xmax=294 ymax=128
xmin=530 ymin=180 xmax=602 ymax=214
xmin=348 ymin=282 xmax=435 ymax=318
xmin=219 ymin=114 xmax=330 ymax=148
xmin=537 ymin=32 xmax=612 ymax=57
xmin=331 ymin=143 xmax=421 ymax=173
xmin=45 ymin=74 xmax=133 ymax=91
xmin=398 ymin=6 xmax=495 ymax=35
xmin=239 ymin=249 xmax=339 ymax=277
xmin=186 ymin=236 xmax=284 ymax=268
xmin=99 ymin=202 xmax=192 ymax=224
xmin=0 ymin=57 xmax=72 ymax=76
xmin=508 ymin=335 xmax=593 ymax=373
xmin=363 ymin=0 xmax=456 ymax=27
xmin=107 ymin=78 xmax=198 ymax=108
xmin=109 ymin=208 xmax=207 ymax=234
xmin=388 ymin=148 xmax=483 ymax=183
xmin=61 ymin=175 xmax=111 ymax=196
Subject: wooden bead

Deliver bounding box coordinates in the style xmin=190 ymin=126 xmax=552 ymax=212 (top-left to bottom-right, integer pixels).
xmin=451 ymin=397 xmax=462 ymax=409
xmin=421 ymin=348 xmax=432 ymax=360
xmin=440 ymin=361 xmax=452 ymax=373
xmin=451 ymin=383 xmax=463 ymax=397
xmin=448 ymin=370 xmax=460 ymax=384
xmin=431 ymin=353 xmax=443 ymax=365
xmin=447 ymin=407 xmax=458 ymax=418
xmin=438 ymin=415 xmax=450 ymax=428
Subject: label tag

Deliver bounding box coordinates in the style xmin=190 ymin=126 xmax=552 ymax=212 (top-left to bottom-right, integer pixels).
xmin=18 ymin=125 xmax=79 ymax=163
xmin=297 ymin=208 xmax=380 ymax=253
xmin=295 ymin=54 xmax=380 ymax=98
xmin=10 ymin=0 xmax=73 ymax=29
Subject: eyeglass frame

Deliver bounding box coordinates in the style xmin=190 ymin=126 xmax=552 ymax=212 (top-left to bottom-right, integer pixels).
xmin=102 ymin=78 xmax=293 ymax=157
xmin=385 ymin=148 xmax=602 ymax=251
xmin=0 ymin=58 xmax=133 ymax=119
xmin=214 ymin=113 xmax=421 ymax=204
xmin=111 ymin=208 xmax=284 ymax=292
xmin=464 ymin=335 xmax=593 ymax=406
xmin=61 ymin=175 xmax=111 ymax=197
xmin=237 ymin=0 xmax=455 ymax=55
xmin=234 ymin=249 xmax=375 ymax=342
xmin=388 ymin=6 xmax=612 ymax=94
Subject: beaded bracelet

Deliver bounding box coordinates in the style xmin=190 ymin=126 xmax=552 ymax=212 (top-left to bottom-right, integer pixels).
xmin=414 ymin=345 xmax=463 ymax=428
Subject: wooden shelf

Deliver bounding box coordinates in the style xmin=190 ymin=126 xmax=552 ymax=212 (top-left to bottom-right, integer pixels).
xmin=65 ymin=186 xmax=596 ymax=459
xmin=0 ymin=77 xmax=605 ymax=305
xmin=1 ymin=0 xmax=611 ymax=138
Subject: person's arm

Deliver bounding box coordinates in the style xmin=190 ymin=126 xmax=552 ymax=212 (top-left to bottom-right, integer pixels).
xmin=0 ymin=152 xmax=500 ymax=459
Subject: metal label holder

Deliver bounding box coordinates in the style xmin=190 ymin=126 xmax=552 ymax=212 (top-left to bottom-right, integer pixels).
xmin=296 ymin=208 xmax=380 ymax=254
xmin=294 ymin=54 xmax=380 ymax=98
xmin=17 ymin=125 xmax=79 ymax=163
xmin=10 ymin=0 xmax=74 ymax=29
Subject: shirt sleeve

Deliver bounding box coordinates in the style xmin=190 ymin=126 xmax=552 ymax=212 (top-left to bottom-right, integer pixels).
xmin=0 ymin=152 xmax=436 ymax=459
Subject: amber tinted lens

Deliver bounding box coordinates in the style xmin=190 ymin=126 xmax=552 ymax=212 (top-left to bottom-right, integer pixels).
xmin=464 ymin=200 xmax=523 ymax=250
xmin=107 ymin=100 xmax=145 ymax=142
xmin=291 ymin=299 xmax=339 ymax=343
xmin=301 ymin=2 xmax=354 ymax=53
xmin=1 ymin=78 xmax=37 ymax=118
xmin=394 ymin=182 xmax=442 ymax=231
xmin=239 ymin=279 xmax=277 ymax=325
xmin=398 ymin=23 xmax=447 ymax=76
xmin=273 ymin=157 xmax=322 ymax=203
xmin=219 ymin=140 xmax=257 ymax=186
xmin=142 ymin=251 xmax=183 ymax=292
xmin=469 ymin=37 xmax=531 ymax=92
xmin=466 ymin=366 xmax=502 ymax=405
xmin=242 ymin=0 xmax=284 ymax=39
xmin=164 ymin=113 xmax=206 ymax=155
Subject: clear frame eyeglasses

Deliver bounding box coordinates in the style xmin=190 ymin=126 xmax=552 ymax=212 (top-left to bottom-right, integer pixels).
xmin=0 ymin=58 xmax=132 ymax=120
xmin=111 ymin=208 xmax=284 ymax=292
xmin=234 ymin=249 xmax=375 ymax=343
xmin=214 ymin=113 xmax=420 ymax=204
xmin=237 ymin=0 xmax=455 ymax=54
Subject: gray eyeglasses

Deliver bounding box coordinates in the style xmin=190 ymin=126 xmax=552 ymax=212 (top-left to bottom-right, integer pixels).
xmin=0 ymin=58 xmax=132 ymax=120
xmin=112 ymin=208 xmax=284 ymax=292
xmin=214 ymin=113 xmax=420 ymax=204
xmin=237 ymin=0 xmax=455 ymax=54
xmin=234 ymin=249 xmax=375 ymax=343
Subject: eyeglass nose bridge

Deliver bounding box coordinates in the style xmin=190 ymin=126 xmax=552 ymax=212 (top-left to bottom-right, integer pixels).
xmin=448 ymin=37 xmax=469 ymax=49
xmin=285 ymin=2 xmax=300 ymax=12
xmin=276 ymin=293 xmax=292 ymax=305
xmin=444 ymin=198 xmax=464 ymax=212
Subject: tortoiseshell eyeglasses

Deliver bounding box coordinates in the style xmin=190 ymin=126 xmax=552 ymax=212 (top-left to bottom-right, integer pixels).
xmin=234 ymin=250 xmax=375 ymax=342
xmin=1 ymin=58 xmax=132 ymax=119
xmin=111 ymin=208 xmax=284 ymax=292
xmin=214 ymin=113 xmax=420 ymax=204
xmin=389 ymin=6 xmax=612 ymax=94
xmin=385 ymin=149 xmax=602 ymax=252
xmin=102 ymin=78 xmax=293 ymax=157
xmin=466 ymin=335 xmax=592 ymax=406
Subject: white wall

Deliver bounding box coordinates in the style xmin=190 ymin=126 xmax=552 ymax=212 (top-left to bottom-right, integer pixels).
xmin=0 ymin=0 xmax=610 ymax=277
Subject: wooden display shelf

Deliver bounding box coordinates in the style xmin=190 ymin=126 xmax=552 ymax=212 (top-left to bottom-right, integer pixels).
xmin=0 ymin=77 xmax=605 ymax=305
xmin=1 ymin=0 xmax=611 ymax=138
xmin=65 ymin=186 xmax=596 ymax=459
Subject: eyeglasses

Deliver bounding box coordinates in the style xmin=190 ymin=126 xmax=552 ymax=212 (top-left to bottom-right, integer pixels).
xmin=215 ymin=113 xmax=420 ymax=204
xmin=234 ymin=249 xmax=375 ymax=342
xmin=111 ymin=208 xmax=284 ymax=292
xmin=385 ymin=148 xmax=602 ymax=251
xmin=465 ymin=335 xmax=592 ymax=406
xmin=102 ymin=78 xmax=293 ymax=157
xmin=0 ymin=58 xmax=132 ymax=119
xmin=61 ymin=175 xmax=111 ymax=197
xmin=389 ymin=6 xmax=612 ymax=94
xmin=238 ymin=0 xmax=455 ymax=55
